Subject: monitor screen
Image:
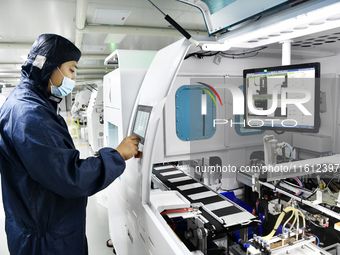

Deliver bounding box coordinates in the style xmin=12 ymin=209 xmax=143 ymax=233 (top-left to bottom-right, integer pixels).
xmin=243 ymin=62 xmax=320 ymax=133
xmin=132 ymin=105 xmax=152 ymax=144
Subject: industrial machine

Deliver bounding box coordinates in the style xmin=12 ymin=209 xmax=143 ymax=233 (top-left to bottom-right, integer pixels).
xmin=103 ymin=39 xmax=260 ymax=255
xmin=87 ymin=86 xmax=104 ymax=153
xmin=101 ymin=1 xmax=340 ymax=254
xmin=71 ymin=89 xmax=91 ymax=125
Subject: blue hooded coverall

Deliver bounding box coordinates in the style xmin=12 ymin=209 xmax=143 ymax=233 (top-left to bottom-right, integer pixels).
xmin=0 ymin=34 xmax=126 ymax=254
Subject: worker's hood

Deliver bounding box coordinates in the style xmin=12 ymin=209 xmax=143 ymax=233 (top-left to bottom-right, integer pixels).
xmin=21 ymin=34 xmax=81 ymax=93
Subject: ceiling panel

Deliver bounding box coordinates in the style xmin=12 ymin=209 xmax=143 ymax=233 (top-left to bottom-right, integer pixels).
xmin=0 ymin=0 xmax=209 ymax=86
xmin=86 ymin=0 xmax=206 ymax=29
xmin=0 ymin=0 xmax=77 ymax=42
xmin=1 ymin=0 xmax=340 ymax=87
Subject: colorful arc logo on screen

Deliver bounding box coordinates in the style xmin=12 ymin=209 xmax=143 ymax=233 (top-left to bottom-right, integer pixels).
xmin=197 ymin=82 xmax=223 ymax=106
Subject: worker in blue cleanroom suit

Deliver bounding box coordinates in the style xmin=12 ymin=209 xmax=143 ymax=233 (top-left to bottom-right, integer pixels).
xmin=0 ymin=34 xmax=139 ymax=255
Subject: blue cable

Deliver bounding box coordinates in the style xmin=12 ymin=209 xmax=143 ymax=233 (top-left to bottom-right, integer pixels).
xmin=308 ymin=233 xmax=320 ymax=246
xmin=293 ymin=177 xmax=303 ymax=196
xmin=293 ymin=177 xmax=303 ymax=187
xmin=284 ymin=142 xmax=294 ymax=162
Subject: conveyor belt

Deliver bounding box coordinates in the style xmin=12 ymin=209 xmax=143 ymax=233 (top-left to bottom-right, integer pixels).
xmin=152 ymin=165 xmax=258 ymax=232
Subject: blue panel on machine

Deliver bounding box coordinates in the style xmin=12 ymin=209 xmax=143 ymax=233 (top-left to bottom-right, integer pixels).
xmin=176 ymin=85 xmax=216 ymax=141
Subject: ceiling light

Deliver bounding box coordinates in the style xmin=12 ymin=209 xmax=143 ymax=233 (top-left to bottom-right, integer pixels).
xmin=294 ymin=26 xmax=308 ymax=30
xmin=309 ymin=21 xmax=325 ymax=25
xmin=326 ymin=15 xmax=340 ymax=21
xmin=216 ymin=0 xmax=340 ymax=49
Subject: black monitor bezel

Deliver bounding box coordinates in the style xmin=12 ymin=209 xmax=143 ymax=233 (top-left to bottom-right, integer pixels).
xmin=243 ymin=62 xmax=320 ymax=133
xmin=131 ymin=105 xmax=153 ymax=144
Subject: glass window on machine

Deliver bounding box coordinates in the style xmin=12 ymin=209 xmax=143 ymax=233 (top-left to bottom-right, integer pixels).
xmin=175 ymin=85 xmax=217 ymax=141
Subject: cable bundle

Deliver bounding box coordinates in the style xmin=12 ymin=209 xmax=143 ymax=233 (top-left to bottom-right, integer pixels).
xmin=260 ymin=206 xmax=305 ymax=242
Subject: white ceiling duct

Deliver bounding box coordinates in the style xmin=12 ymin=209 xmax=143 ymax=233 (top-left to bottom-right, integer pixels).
xmin=75 ymin=0 xmax=88 ymax=49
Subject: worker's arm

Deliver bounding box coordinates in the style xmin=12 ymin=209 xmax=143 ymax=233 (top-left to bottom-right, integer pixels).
xmin=11 ymin=104 xmax=135 ymax=199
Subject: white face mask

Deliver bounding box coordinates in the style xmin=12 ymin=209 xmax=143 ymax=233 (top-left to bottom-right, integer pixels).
xmin=50 ymin=67 xmax=75 ymax=97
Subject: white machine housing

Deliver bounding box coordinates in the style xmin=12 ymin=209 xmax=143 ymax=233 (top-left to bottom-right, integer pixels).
xmin=87 ymin=86 xmax=104 ymax=153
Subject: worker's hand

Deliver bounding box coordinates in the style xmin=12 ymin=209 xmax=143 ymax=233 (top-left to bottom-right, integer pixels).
xmin=116 ymin=135 xmax=140 ymax=160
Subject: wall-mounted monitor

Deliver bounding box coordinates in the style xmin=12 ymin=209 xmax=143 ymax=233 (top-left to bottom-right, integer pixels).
xmin=132 ymin=105 xmax=152 ymax=144
xmin=243 ymin=62 xmax=320 ymax=133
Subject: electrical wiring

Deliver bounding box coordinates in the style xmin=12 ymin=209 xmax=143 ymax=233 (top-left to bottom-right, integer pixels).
xmin=282 ymin=211 xmax=295 ymax=234
xmin=279 ymin=180 xmax=309 ymax=197
xmin=325 ymin=174 xmax=340 ymax=190
xmin=305 ymin=174 xmax=340 ymax=202
xmin=305 ymin=233 xmax=320 ymax=246
xmin=253 ymin=200 xmax=259 ymax=215
xmin=219 ymin=52 xmax=260 ymax=59
xmin=293 ymin=177 xmax=303 ymax=187
xmin=295 ymin=208 xmax=306 ymax=237
xmin=320 ymin=152 xmax=339 ymax=157
xmin=184 ymin=51 xmax=220 ymax=60
xmin=287 ymin=210 xmax=300 ymax=237
xmin=275 ymin=142 xmax=293 ymax=163
xmin=261 ymin=206 xmax=294 ymax=242
xmin=286 ymin=222 xmax=295 ymax=230
xmin=305 ymin=187 xmax=319 ymax=199
xmin=184 ymin=46 xmax=268 ymax=60
xmin=281 ymin=142 xmax=293 ymax=162
xmin=219 ymin=46 xmax=267 ymax=57
xmin=293 ymin=177 xmax=303 ymax=196
xmin=295 ymin=203 xmax=326 ymax=230
xmin=261 ymin=206 xmax=305 ymax=242
xmin=305 ymin=213 xmax=326 ymax=229
xmin=284 ymin=143 xmax=293 ymax=161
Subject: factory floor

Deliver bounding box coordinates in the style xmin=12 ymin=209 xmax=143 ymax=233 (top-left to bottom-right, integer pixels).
xmin=0 ymin=133 xmax=114 ymax=255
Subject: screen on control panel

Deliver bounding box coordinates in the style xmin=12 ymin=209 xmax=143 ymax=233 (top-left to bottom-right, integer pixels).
xmin=243 ymin=62 xmax=320 ymax=133
xmin=132 ymin=105 xmax=152 ymax=144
